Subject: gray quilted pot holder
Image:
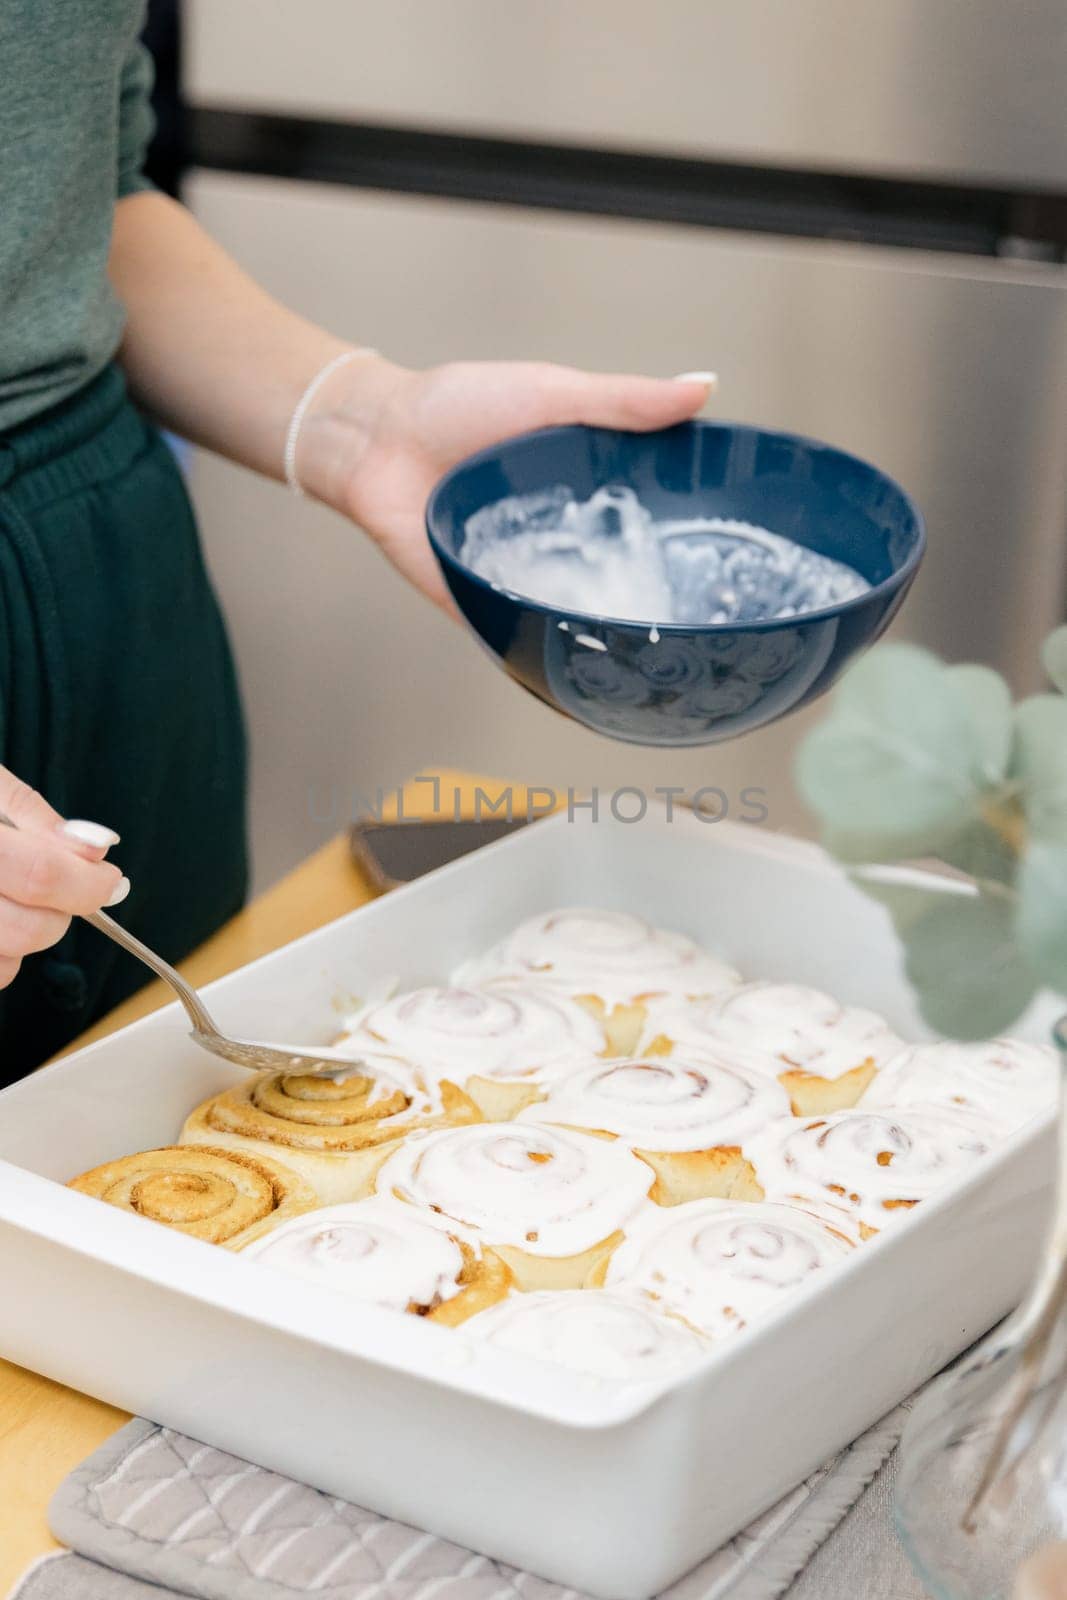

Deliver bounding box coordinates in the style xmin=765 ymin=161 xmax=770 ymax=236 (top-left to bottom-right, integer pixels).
xmin=4 ymin=1403 xmax=919 ymax=1600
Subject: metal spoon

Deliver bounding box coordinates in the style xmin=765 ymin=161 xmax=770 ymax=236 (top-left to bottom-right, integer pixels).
xmin=0 ymin=810 xmax=358 ymax=1076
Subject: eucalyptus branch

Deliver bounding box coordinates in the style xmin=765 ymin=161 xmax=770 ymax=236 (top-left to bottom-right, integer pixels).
xmin=798 ymin=627 xmax=1067 ymax=1545
xmin=797 ymin=631 xmax=1067 ymax=1039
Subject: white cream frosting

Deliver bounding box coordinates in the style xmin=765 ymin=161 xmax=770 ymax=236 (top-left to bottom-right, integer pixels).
xmin=283 ymin=1046 xmax=447 ymax=1117
xmin=375 ymin=1121 xmax=654 ymax=1257
xmin=336 ymin=983 xmax=606 ymax=1087
xmin=463 ymin=1288 xmax=709 ymax=1380
xmin=747 ymin=1109 xmax=993 ymax=1232
xmin=642 ymin=982 xmax=904 ymax=1082
xmin=241 ymin=1195 xmax=466 ymax=1313
xmin=605 ymin=1197 xmax=852 ymax=1336
xmin=453 ymin=907 xmax=741 ymax=1006
xmin=860 ymin=1038 xmax=1058 ymax=1135
xmin=519 ymin=1052 xmax=789 ymax=1152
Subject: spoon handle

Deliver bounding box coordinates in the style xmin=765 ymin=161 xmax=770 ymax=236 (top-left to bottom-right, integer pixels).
xmin=0 ymin=810 xmax=221 ymax=1041
xmin=82 ymin=906 xmax=220 ymax=1038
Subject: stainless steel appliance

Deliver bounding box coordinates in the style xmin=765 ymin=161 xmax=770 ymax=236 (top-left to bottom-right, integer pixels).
xmin=182 ymin=1 xmax=1067 ymax=886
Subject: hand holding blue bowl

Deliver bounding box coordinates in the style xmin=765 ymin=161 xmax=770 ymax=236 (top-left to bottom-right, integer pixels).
xmin=426 ymin=421 xmax=925 ymax=747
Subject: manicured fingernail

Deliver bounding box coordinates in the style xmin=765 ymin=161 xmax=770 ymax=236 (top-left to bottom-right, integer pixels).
xmin=60 ymin=819 xmax=121 ymax=849
xmin=106 ymin=876 xmax=131 ymax=908
xmin=673 ymin=371 xmax=719 ymax=388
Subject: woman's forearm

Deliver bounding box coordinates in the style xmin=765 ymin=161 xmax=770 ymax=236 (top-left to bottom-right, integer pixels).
xmin=110 ymin=189 xmax=714 ymax=609
xmin=109 ymin=190 xmax=403 ymax=503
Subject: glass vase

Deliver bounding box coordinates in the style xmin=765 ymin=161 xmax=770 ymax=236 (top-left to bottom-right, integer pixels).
xmin=895 ymin=1017 xmax=1067 ymax=1600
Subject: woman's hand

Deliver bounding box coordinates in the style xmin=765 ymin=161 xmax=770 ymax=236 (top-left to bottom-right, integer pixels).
xmin=302 ymin=358 xmax=716 ymax=610
xmin=0 ymin=768 xmax=129 ymax=990
xmin=108 ymin=196 xmax=714 ymax=609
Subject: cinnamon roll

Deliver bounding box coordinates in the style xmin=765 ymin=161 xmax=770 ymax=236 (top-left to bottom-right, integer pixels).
xmin=860 ymin=1038 xmax=1058 ymax=1136
xmin=519 ymin=1053 xmax=787 ymax=1205
xmin=746 ymin=1108 xmax=993 ymax=1237
xmin=335 ymin=983 xmax=608 ymax=1121
xmin=463 ymin=1288 xmax=710 ymax=1380
xmin=596 ymin=1197 xmax=853 ymax=1336
xmin=69 ymin=1144 xmax=315 ymax=1250
xmin=181 ymin=1054 xmax=481 ymax=1205
xmin=453 ymin=907 xmax=741 ymax=1054
xmin=240 ymin=1195 xmax=511 ymax=1326
xmin=640 ymin=982 xmax=905 ymax=1114
xmin=374 ymin=1121 xmax=655 ymax=1289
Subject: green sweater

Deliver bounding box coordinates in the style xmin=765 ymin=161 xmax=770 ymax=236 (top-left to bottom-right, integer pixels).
xmin=0 ymin=0 xmax=155 ymax=432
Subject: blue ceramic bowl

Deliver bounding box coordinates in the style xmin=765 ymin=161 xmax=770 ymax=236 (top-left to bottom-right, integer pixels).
xmin=426 ymin=421 xmax=925 ymax=747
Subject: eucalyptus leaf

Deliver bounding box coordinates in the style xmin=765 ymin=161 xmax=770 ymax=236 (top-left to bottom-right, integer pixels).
xmin=935 ymin=816 xmax=1019 ymax=888
xmin=1012 ymin=695 xmax=1067 ymax=845
xmin=797 ymin=644 xmax=1002 ymax=853
xmin=1042 ymin=625 xmax=1067 ymax=695
xmin=823 ymin=814 xmax=1017 ymax=885
xmin=821 ymin=823 xmax=952 ymax=868
xmin=854 ymin=873 xmax=1035 ymax=1038
xmin=1016 ymin=841 xmax=1067 ymax=994
xmin=944 ymin=663 xmax=1013 ymax=785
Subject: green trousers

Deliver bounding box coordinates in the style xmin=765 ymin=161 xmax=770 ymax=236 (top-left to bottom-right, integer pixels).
xmin=0 ymin=367 xmax=248 ymax=1081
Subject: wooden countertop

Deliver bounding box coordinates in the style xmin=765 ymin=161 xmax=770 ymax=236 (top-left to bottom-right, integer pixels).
xmin=0 ymin=772 xmax=516 ymax=1591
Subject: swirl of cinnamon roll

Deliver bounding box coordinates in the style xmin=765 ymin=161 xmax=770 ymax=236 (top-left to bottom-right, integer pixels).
xmin=454 ymin=907 xmax=740 ymax=1008
xmin=181 ymin=1055 xmax=481 ymax=1205
xmin=860 ymin=1039 xmax=1058 ymax=1136
xmin=69 ymin=1145 xmax=316 ymax=1249
xmin=634 ymin=637 xmax=706 ymax=690
xmin=374 ymin=1121 xmax=654 ymax=1281
xmin=568 ymin=652 xmax=650 ymax=706
xmin=337 ymin=984 xmax=606 ymax=1090
xmin=640 ymin=983 xmax=904 ymax=1113
xmin=463 ymin=1288 xmax=710 ymax=1380
xmin=241 ymin=1195 xmax=510 ymax=1324
xmin=521 ymin=1053 xmax=789 ymax=1153
xmin=746 ymin=1109 xmax=993 ymax=1235
xmin=600 ymin=1197 xmax=852 ymax=1336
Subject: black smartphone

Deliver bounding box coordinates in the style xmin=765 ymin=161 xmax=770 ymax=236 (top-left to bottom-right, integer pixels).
xmin=349 ymin=817 xmax=529 ymax=891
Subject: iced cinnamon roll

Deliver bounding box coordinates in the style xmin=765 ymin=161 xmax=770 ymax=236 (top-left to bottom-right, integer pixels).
xmin=374 ymin=1120 xmax=655 ymax=1289
xmin=746 ymin=1108 xmax=993 ymax=1237
xmin=640 ymin=982 xmax=905 ymax=1114
xmin=519 ymin=1053 xmax=787 ymax=1204
xmin=335 ymin=983 xmax=608 ymax=1120
xmin=463 ymin=1288 xmax=710 ymax=1381
xmin=240 ymin=1195 xmax=511 ymax=1326
xmin=69 ymin=1144 xmax=315 ymax=1250
xmin=453 ymin=907 xmax=741 ymax=1054
xmin=860 ymin=1038 xmax=1058 ymax=1136
xmin=596 ymin=1197 xmax=853 ymax=1336
xmin=181 ymin=1054 xmax=481 ymax=1205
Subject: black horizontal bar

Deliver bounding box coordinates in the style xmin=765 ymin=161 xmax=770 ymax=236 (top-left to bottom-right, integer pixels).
xmin=188 ymin=107 xmax=1067 ymax=259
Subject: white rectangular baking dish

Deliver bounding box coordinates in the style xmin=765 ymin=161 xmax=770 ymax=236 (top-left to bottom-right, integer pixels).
xmin=0 ymin=809 xmax=1058 ymax=1599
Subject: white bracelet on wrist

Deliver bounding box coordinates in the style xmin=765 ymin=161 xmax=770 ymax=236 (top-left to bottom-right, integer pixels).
xmin=284 ymin=346 xmax=378 ymax=497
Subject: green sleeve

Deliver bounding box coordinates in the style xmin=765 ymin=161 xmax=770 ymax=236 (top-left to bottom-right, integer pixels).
xmin=116 ymin=36 xmax=157 ymax=197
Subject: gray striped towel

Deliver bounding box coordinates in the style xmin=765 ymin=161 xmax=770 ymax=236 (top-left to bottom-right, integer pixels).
xmin=5 ymin=1400 xmax=928 ymax=1600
